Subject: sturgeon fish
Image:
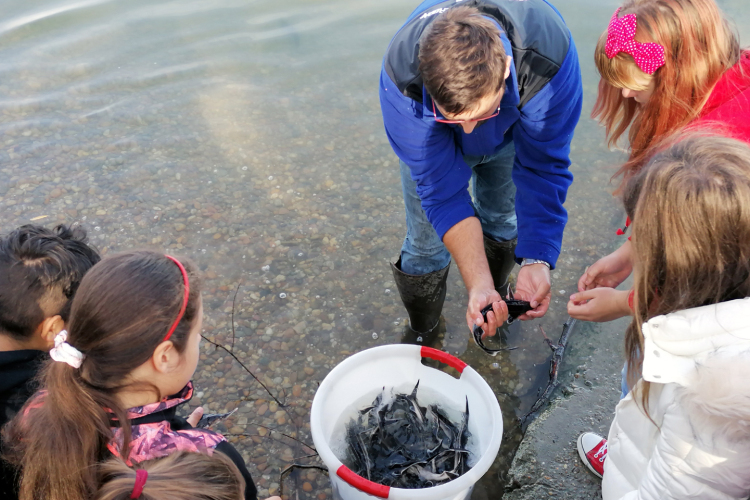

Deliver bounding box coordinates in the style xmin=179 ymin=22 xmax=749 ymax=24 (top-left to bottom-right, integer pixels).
xmin=343 ymin=382 xmax=471 ymax=488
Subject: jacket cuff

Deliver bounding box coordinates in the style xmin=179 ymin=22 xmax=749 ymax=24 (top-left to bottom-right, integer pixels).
xmin=515 ymin=239 xmax=561 ymax=270
xmin=434 ymin=204 xmax=477 ymax=241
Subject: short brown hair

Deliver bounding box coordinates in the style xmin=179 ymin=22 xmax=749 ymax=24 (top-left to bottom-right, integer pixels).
xmin=419 ymin=5 xmax=507 ymax=115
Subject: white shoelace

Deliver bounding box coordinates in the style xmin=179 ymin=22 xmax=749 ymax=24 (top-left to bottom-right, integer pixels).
xmin=594 ymin=442 xmax=608 ymax=462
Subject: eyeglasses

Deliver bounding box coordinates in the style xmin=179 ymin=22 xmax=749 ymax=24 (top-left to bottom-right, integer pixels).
xmin=432 ymin=96 xmax=501 ymax=124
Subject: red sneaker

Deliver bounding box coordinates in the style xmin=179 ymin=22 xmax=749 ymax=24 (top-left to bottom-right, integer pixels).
xmin=577 ymin=432 xmax=607 ymax=479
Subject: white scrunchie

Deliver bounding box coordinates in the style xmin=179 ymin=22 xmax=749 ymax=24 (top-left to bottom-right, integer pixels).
xmin=49 ymin=330 xmax=85 ymax=369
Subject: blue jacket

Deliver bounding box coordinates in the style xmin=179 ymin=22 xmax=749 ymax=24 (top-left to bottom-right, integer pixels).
xmin=379 ymin=0 xmax=583 ymax=267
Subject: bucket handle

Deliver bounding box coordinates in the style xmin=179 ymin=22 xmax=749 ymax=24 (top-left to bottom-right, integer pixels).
xmin=421 ymin=346 xmax=467 ymax=374
xmin=337 ymin=465 xmax=390 ymax=498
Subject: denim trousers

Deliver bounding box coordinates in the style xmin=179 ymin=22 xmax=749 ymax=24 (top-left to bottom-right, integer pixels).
xmin=399 ymin=141 xmax=518 ymax=276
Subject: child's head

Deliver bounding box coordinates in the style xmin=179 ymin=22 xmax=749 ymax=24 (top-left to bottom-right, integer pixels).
xmin=593 ymin=0 xmax=740 ymax=184
xmin=64 ymin=251 xmax=204 ymax=401
xmin=0 ymin=224 xmax=100 ymax=350
xmin=623 ymin=135 xmax=750 ymax=386
xmin=95 ymin=452 xmax=244 ymax=500
xmin=3 ymin=251 xmax=203 ymax=500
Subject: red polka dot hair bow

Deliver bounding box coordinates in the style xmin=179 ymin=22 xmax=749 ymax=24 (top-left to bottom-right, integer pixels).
xmin=605 ymin=8 xmax=665 ymax=75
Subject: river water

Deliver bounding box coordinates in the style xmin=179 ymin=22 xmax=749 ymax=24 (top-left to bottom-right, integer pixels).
xmin=0 ymin=0 xmax=747 ymax=497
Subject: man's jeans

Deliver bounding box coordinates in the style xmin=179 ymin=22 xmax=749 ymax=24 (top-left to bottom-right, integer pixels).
xmin=399 ymin=142 xmax=518 ymax=276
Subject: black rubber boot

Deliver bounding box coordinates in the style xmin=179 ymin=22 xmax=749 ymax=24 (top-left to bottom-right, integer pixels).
xmin=484 ymin=236 xmax=517 ymax=296
xmin=390 ymin=257 xmax=450 ymax=335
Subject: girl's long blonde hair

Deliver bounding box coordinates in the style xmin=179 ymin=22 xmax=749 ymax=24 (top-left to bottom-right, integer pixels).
xmin=593 ymin=0 xmax=741 ymax=189
xmin=622 ymin=135 xmax=750 ymax=413
xmin=95 ymin=452 xmax=244 ymax=500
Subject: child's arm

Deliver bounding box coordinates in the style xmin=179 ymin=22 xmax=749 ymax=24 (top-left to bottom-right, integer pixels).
xmin=578 ymin=240 xmax=633 ymax=292
xmin=567 ymin=288 xmax=632 ymax=322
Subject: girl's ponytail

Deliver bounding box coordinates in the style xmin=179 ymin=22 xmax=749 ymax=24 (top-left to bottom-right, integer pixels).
xmin=4 ymin=360 xmax=129 ymax=500
xmin=95 ymin=452 xmax=244 ymax=500
xmin=3 ymin=251 xmax=202 ymax=500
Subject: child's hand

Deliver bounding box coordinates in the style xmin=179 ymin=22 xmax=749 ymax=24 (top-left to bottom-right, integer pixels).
xmin=186 ymin=407 xmax=204 ymax=427
xmin=567 ymin=288 xmax=632 ymax=322
xmin=578 ymin=240 xmax=634 ymax=292
xmin=265 ymin=497 xmax=282 ymax=500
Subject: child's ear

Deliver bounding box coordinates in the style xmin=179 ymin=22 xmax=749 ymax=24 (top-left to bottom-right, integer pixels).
xmin=151 ymin=340 xmax=179 ymax=374
xmin=39 ymin=315 xmax=65 ymax=350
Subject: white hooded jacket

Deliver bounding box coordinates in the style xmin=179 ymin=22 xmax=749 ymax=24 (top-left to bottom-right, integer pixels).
xmin=603 ymin=297 xmax=750 ymax=500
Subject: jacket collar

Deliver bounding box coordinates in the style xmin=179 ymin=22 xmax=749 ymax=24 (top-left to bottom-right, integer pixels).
xmin=110 ymin=382 xmax=194 ymax=421
xmin=700 ymin=50 xmax=750 ymax=118
xmin=0 ymin=349 xmax=47 ymax=395
xmin=642 ymin=297 xmax=750 ymax=386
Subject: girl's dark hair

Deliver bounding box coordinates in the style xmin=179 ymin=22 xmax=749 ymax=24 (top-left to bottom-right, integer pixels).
xmin=3 ymin=251 xmax=202 ymax=500
xmin=95 ymin=452 xmax=244 ymax=500
xmin=0 ymin=224 xmax=100 ymax=340
xmin=622 ymin=135 xmax=750 ymax=414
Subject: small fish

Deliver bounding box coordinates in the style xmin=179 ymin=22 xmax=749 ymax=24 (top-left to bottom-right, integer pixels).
xmin=196 ymin=408 xmax=238 ymax=428
xmin=472 ymin=300 xmax=532 ymax=356
xmin=344 ymin=381 xmax=471 ymax=488
xmin=414 ymin=465 xmax=452 ymax=483
xmin=406 ymin=381 xmax=425 ymax=425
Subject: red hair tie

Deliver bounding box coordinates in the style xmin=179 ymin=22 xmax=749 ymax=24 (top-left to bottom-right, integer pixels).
xmin=163 ymin=255 xmax=190 ymax=342
xmin=616 ymin=215 xmax=631 ymax=236
xmin=130 ymin=469 xmax=148 ymax=499
xmin=605 ymin=8 xmax=666 ymax=75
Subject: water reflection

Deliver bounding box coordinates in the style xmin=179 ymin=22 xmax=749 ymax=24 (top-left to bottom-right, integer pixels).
xmin=0 ymin=0 xmax=747 ymax=497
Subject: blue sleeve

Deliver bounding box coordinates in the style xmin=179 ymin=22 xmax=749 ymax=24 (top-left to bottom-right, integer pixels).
xmin=511 ymin=37 xmax=583 ymax=268
xmin=379 ymin=70 xmax=475 ymax=240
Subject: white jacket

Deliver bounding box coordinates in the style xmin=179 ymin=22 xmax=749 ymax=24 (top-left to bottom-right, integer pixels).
xmin=603 ymin=297 xmax=750 ymax=500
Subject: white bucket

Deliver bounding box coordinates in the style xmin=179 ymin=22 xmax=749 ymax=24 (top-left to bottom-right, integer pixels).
xmin=310 ymin=345 xmax=503 ymax=500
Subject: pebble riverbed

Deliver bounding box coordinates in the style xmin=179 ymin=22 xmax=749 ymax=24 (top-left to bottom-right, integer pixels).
xmin=1 ymin=0 xmax=746 ymax=497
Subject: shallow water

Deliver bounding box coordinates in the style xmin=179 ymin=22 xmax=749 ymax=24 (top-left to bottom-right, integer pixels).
xmin=0 ymin=0 xmax=748 ymax=497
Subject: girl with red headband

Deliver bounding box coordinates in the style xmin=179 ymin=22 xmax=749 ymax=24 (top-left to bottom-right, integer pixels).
xmin=3 ymin=252 xmax=279 ymax=500
xmin=568 ymin=0 xmax=750 ymax=324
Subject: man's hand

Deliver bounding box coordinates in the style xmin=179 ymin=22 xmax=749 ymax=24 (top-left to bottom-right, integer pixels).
xmin=567 ymin=287 xmax=631 ymax=322
xmin=443 ymin=217 xmax=511 ymax=336
xmin=467 ymin=288 xmax=509 ymax=337
xmin=514 ymin=264 xmax=551 ymax=320
xmin=578 ymin=240 xmax=633 ymax=292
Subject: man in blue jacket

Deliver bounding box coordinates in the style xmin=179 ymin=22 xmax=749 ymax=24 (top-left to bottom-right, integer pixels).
xmin=380 ymin=0 xmax=582 ymax=338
